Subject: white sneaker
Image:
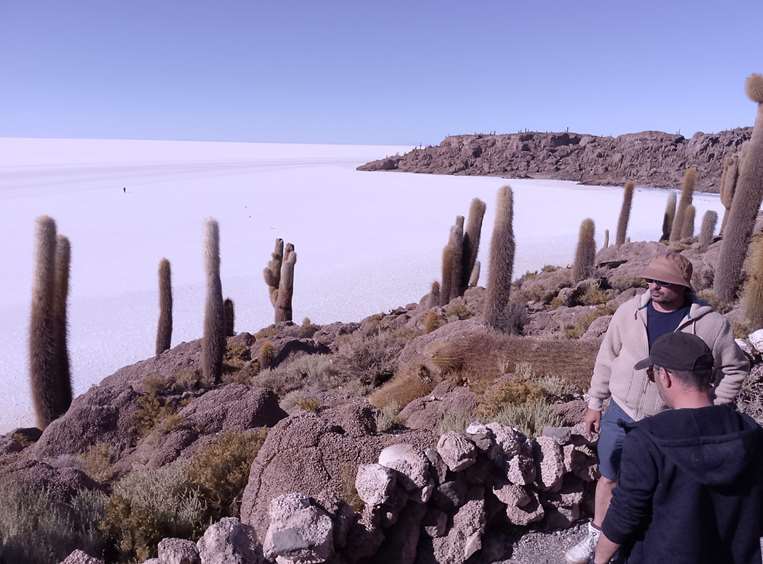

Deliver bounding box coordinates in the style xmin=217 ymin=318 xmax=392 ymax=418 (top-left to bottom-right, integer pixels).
xmin=564 ymin=521 xmax=600 ymax=564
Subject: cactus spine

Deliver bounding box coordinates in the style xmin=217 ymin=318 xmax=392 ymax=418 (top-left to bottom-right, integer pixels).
xmin=275 ymin=244 xmax=297 ymax=322
xmin=572 ymin=218 xmax=596 ymax=282
xmin=670 ymin=168 xmax=697 ymax=242
xmin=51 ymin=234 xmax=72 ymax=424
xmin=468 ymin=260 xmax=481 ymax=288
xmin=743 ymin=238 xmax=763 ymax=330
xmin=202 ymin=219 xmax=225 ymax=385
xmin=681 ymin=205 xmax=696 ymax=240
xmin=719 ymin=154 xmax=738 ymax=234
xmin=224 ymin=298 xmax=235 ymax=336
xmin=615 ymin=181 xmax=634 ymax=246
xmin=462 ymin=198 xmax=486 ymax=292
xmin=484 ymin=186 xmax=515 ymax=330
xmin=697 ymin=211 xmax=718 ymax=252
xmin=155 ymin=258 xmax=173 ymax=356
xmin=714 ymin=74 xmax=763 ymax=302
xmin=29 ymin=216 xmax=60 ymax=429
xmin=660 ymin=192 xmax=677 ymax=242
xmin=448 ymin=217 xmax=465 ymax=302
xmin=440 ymin=242 xmax=454 ymax=306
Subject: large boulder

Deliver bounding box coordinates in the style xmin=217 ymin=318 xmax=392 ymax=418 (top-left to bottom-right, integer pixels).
xmin=378 ymin=443 xmax=434 ymax=503
xmin=60 ymin=550 xmax=104 ymax=564
xmin=239 ymin=403 xmax=434 ymax=541
xmin=399 ymin=384 xmax=477 ymax=430
xmin=196 ymin=517 xmax=259 ymax=564
xmin=263 ymin=493 xmax=334 ymax=563
xmin=157 ymin=538 xmax=200 ymax=564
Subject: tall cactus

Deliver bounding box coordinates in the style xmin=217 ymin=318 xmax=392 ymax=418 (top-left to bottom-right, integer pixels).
xmin=603 ymin=229 xmax=609 ymax=250
xmin=448 ymin=217 xmax=465 ymax=302
xmin=224 ymin=298 xmax=235 ymax=336
xmin=263 ymin=238 xmax=297 ymax=322
xmin=202 ymin=219 xmax=225 ymax=385
xmin=275 ymin=244 xmax=297 ymax=322
xmin=468 ymin=261 xmax=481 ymax=288
xmin=440 ymin=242 xmax=454 ymax=307
xmin=660 ymin=192 xmax=677 ymax=242
xmin=670 ymin=168 xmax=697 ymax=242
xmin=572 ymin=218 xmax=596 ymax=282
xmin=714 ymin=74 xmax=763 ymax=303
xmin=743 ymin=237 xmax=763 ymax=330
xmin=426 ymin=281 xmax=441 ymax=309
xmin=681 ymin=205 xmax=696 ymax=240
xmin=156 ymin=258 xmax=173 ymax=356
xmin=51 ymin=235 xmax=73 ymax=420
xmin=29 ymin=216 xmax=59 ymax=429
xmin=263 ymin=238 xmax=284 ymax=308
xmin=461 ymin=198 xmax=486 ymax=292
xmin=484 ymin=186 xmax=515 ymax=330
xmin=616 ymin=181 xmax=635 ymax=246
xmin=698 ymin=210 xmax=718 ymax=252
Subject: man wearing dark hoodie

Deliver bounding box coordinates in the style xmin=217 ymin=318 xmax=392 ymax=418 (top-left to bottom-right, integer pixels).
xmin=593 ymin=331 xmax=763 ymax=564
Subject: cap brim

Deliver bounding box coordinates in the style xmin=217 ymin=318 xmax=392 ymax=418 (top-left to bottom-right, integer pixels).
xmin=634 ymin=357 xmax=653 ymax=370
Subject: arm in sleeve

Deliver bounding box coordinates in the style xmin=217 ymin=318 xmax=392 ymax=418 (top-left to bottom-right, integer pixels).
xmin=712 ymin=319 xmax=750 ymax=405
xmin=587 ymin=305 xmax=625 ymax=411
xmin=601 ymin=429 xmax=658 ymax=545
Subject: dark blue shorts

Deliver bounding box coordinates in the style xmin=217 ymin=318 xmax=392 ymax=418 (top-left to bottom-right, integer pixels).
xmin=597 ymin=400 xmax=634 ymax=480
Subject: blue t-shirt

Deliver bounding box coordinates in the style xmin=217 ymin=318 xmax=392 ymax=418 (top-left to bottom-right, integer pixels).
xmin=646 ymin=301 xmax=691 ymax=350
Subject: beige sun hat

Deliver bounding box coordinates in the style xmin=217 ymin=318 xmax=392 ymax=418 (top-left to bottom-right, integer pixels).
xmin=641 ymin=252 xmax=693 ymax=288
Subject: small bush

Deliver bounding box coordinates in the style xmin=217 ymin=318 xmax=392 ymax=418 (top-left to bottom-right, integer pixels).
xmin=565 ymin=305 xmax=614 ymax=339
xmin=375 ymin=402 xmax=402 ymax=433
xmin=422 ymin=310 xmax=443 ymax=333
xmin=444 ymin=301 xmax=471 ymax=320
xmin=81 ymin=442 xmax=117 ymax=482
xmin=173 ymin=369 xmax=203 ymax=392
xmin=334 ymin=330 xmax=407 ymax=387
xmin=134 ymin=390 xmax=178 ymax=437
xmin=258 ymin=354 xmax=338 ymax=396
xmin=295 ymin=397 xmax=320 ymax=412
xmin=100 ymin=461 xmax=206 ymax=562
xmin=258 ymin=340 xmax=275 ymax=370
xmin=187 ymin=428 xmax=267 ymax=522
xmin=490 ymin=399 xmax=565 ymax=437
xmin=437 ymin=409 xmax=474 ymax=434
xmin=0 ymin=478 xmax=108 ymax=564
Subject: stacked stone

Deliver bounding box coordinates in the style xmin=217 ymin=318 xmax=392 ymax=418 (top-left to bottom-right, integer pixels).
xmin=261 ymin=421 xmax=599 ymax=564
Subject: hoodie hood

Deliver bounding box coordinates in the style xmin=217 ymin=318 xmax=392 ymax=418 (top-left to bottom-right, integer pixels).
xmin=637 ymin=406 xmax=762 ymax=486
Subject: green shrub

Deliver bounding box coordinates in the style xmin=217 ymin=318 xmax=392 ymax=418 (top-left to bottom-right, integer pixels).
xmin=134 ymin=390 xmax=178 ymax=437
xmin=258 ymin=354 xmax=337 ymax=396
xmin=187 ymin=428 xmax=267 ymax=521
xmin=375 ymin=402 xmax=402 ymax=433
xmin=0 ymin=478 xmax=108 ymax=564
xmin=295 ymin=397 xmax=320 ymax=412
xmin=437 ymin=409 xmax=474 ymax=435
xmin=490 ymin=398 xmax=565 ymax=437
xmin=100 ymin=461 xmax=206 ymax=562
xmin=81 ymin=442 xmax=117 ymax=482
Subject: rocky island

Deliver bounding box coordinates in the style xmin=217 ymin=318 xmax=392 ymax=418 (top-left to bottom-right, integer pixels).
xmin=358 ymin=129 xmax=752 ymax=192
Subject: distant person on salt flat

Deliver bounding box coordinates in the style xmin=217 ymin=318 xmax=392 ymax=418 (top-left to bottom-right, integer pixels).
xmin=123 ymin=186 xmax=126 ymax=193
xmin=564 ymin=252 xmax=749 ymax=564
xmin=593 ymin=332 xmax=763 ymax=563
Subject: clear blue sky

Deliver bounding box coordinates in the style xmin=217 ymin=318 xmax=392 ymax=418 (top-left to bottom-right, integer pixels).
xmin=1 ymin=1 xmax=761 ymax=145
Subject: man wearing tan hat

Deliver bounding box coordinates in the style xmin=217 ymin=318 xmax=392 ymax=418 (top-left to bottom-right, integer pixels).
xmin=565 ymin=251 xmax=749 ymax=564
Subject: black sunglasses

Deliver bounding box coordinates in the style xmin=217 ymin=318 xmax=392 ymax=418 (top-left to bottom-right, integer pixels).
xmin=646 ymin=365 xmax=663 ymax=382
xmin=644 ymin=278 xmax=677 ymax=288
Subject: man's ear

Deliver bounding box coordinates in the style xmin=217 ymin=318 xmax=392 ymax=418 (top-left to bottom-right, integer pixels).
xmin=660 ymin=367 xmax=673 ymax=388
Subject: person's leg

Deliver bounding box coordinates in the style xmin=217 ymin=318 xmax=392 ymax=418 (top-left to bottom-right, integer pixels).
xmin=565 ymin=401 xmax=629 ymax=564
xmin=593 ymin=475 xmax=617 ymax=528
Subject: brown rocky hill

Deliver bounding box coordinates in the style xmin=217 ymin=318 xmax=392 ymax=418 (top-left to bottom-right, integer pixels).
xmin=357 ymin=129 xmax=752 ymax=192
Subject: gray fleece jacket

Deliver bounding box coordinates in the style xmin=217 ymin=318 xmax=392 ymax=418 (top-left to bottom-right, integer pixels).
xmin=587 ymin=291 xmax=749 ymax=421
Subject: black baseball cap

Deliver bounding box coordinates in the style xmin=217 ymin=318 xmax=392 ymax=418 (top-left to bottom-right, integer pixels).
xmin=634 ymin=332 xmax=714 ymax=373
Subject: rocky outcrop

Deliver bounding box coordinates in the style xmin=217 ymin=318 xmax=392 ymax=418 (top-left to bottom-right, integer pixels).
xmin=247 ymin=420 xmax=599 ymax=564
xmin=358 ymin=129 xmax=752 ymax=192
xmin=239 ymin=402 xmax=435 ymax=540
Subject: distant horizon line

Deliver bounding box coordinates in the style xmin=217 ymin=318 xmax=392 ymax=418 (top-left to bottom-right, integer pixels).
xmin=0 ymin=122 xmax=752 ymax=148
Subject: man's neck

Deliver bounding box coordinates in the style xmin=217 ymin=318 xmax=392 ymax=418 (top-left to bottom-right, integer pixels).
xmin=670 ymin=391 xmax=713 ymax=409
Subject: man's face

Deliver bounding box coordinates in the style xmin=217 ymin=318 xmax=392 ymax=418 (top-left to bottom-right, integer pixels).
xmin=645 ymin=278 xmax=686 ymax=306
xmin=648 ymin=365 xmax=673 ymax=407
